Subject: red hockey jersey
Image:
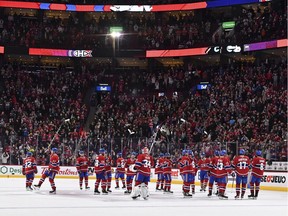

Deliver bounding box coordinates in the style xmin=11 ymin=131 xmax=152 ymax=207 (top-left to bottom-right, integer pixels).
xmin=178 ymin=156 xmax=191 ymax=175
xmin=232 ymin=155 xmax=250 ymax=176
xmin=209 ymin=156 xmax=230 ymax=178
xmin=116 ymin=157 xmax=126 ymax=173
xmin=155 ymin=158 xmax=164 ymax=174
xmin=135 ymin=154 xmax=154 ymax=176
xmin=105 ymin=156 xmax=113 ymax=172
xmin=22 ymin=156 xmax=37 ymax=174
xmin=94 ymin=155 xmax=106 ymax=174
xmin=125 ymin=158 xmax=136 ymax=176
xmin=251 ymin=156 xmax=266 ymax=178
xmin=198 ymin=158 xmax=211 ymax=171
xmin=76 ymin=156 xmax=89 ymax=172
xmin=49 ymin=153 xmax=60 ymax=173
xmin=162 ymin=158 xmax=172 ymax=175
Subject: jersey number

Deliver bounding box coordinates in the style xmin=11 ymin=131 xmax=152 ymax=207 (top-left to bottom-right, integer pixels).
xmin=143 ymin=160 xmax=151 ymax=168
xmin=217 ymin=162 xmax=223 ymax=170
xmin=239 ymin=162 xmax=247 ymax=169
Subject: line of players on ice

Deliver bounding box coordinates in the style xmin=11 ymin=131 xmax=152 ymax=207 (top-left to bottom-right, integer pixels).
xmin=22 ymin=146 xmax=265 ymax=200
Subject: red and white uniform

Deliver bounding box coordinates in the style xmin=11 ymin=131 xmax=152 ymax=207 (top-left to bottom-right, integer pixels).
xmin=178 ymin=156 xmax=192 ymax=175
xmin=232 ymin=155 xmax=250 ymax=176
xmin=209 ymin=157 xmax=230 ymax=178
xmin=76 ymin=156 xmax=89 ymax=172
xmin=126 ymin=157 xmax=136 ymax=176
xmin=198 ymin=158 xmax=211 ymax=172
xmin=251 ymin=156 xmax=266 ymax=178
xmin=105 ymin=156 xmax=113 ymax=173
xmin=49 ymin=153 xmax=60 ymax=173
xmin=155 ymin=157 xmax=164 ymax=175
xmin=116 ymin=157 xmax=126 ymax=174
xmin=135 ymin=154 xmax=154 ymax=176
xmin=22 ymin=156 xmax=37 ymax=174
xmin=162 ymin=158 xmax=172 ymax=175
xmin=94 ymin=155 xmax=106 ymax=174
xmin=190 ymin=157 xmax=198 ymax=176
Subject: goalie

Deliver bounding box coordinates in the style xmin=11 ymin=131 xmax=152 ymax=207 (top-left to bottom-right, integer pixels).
xmin=131 ymin=147 xmax=154 ymax=200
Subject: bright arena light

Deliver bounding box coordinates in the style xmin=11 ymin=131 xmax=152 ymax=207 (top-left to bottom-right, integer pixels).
xmin=111 ymin=32 xmax=121 ymax=38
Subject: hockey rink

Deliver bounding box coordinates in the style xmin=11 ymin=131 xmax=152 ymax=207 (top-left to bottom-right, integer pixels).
xmin=0 ymin=178 xmax=287 ymax=216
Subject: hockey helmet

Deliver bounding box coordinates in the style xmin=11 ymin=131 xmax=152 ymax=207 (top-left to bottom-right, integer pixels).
xmin=51 ymin=148 xmax=58 ymax=153
xmin=239 ymin=149 xmax=245 ymax=155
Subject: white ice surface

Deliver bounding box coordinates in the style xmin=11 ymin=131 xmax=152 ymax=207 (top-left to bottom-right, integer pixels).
xmin=0 ymin=178 xmax=287 ymax=216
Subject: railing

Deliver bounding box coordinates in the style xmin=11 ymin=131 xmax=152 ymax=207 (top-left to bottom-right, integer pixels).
xmin=0 ymin=126 xmax=286 ymax=166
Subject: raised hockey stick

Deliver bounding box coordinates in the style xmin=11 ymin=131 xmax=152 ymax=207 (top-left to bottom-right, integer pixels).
xmin=46 ymin=119 xmax=70 ymax=152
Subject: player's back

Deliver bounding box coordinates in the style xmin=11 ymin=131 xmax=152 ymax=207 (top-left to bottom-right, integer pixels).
xmin=105 ymin=156 xmax=112 ymax=171
xmin=210 ymin=157 xmax=230 ymax=177
xmin=233 ymin=155 xmax=250 ymax=176
xmin=94 ymin=155 xmax=106 ymax=173
xmin=76 ymin=156 xmax=88 ymax=172
xmin=251 ymin=156 xmax=266 ymax=178
xmin=155 ymin=158 xmax=164 ymax=174
xmin=23 ymin=157 xmax=36 ymax=174
xmin=49 ymin=153 xmax=60 ymax=172
xmin=198 ymin=158 xmax=211 ymax=171
xmin=162 ymin=158 xmax=172 ymax=174
xmin=116 ymin=157 xmax=126 ymax=173
xmin=135 ymin=154 xmax=153 ymax=176
xmin=179 ymin=156 xmax=192 ymax=174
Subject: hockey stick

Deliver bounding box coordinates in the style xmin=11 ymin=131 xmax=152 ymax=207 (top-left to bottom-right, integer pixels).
xmin=46 ymin=119 xmax=70 ymax=152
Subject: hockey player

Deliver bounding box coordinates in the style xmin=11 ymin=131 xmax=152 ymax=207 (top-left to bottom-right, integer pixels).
xmin=131 ymin=147 xmax=154 ymax=200
xmin=188 ymin=150 xmax=198 ymax=194
xmin=94 ymin=148 xmax=108 ymax=195
xmin=198 ymin=152 xmax=211 ymax=192
xmin=209 ymin=150 xmax=231 ymax=199
xmin=208 ymin=150 xmax=219 ymax=197
xmin=104 ymin=150 xmax=113 ymax=192
xmin=178 ymin=149 xmax=192 ymax=197
xmin=22 ymin=152 xmax=37 ymax=191
xmin=115 ymin=152 xmax=126 ymax=189
xmin=155 ymin=153 xmax=164 ymax=191
xmin=232 ymin=149 xmax=250 ymax=199
xmin=248 ymin=150 xmax=266 ymax=199
xmin=34 ymin=148 xmax=59 ymax=194
xmin=162 ymin=153 xmax=173 ymax=194
xmin=124 ymin=152 xmax=137 ymax=194
xmin=76 ymin=150 xmax=90 ymax=190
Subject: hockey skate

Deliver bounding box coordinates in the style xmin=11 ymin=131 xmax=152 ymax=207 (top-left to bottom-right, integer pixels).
xmin=26 ymin=186 xmax=33 ymax=191
xmin=94 ymin=189 xmax=101 ymax=195
xmin=248 ymin=194 xmax=255 ymax=199
xmin=183 ymin=192 xmax=192 ymax=198
xmin=122 ymin=185 xmax=126 ymax=189
xmin=207 ymin=191 xmax=212 ymax=197
xmin=124 ymin=190 xmax=132 ymax=194
xmin=49 ymin=189 xmax=56 ymax=194
xmin=218 ymin=194 xmax=228 ymax=199
xmin=155 ymin=188 xmax=162 ymax=192
xmin=163 ymin=189 xmax=174 ymax=194
xmin=102 ymin=189 xmax=108 ymax=195
xmin=115 ymin=186 xmax=120 ymax=189
xmin=33 ymin=184 xmax=41 ymax=190
xmin=234 ymin=195 xmax=240 ymax=199
xmin=107 ymin=188 xmax=112 ymax=193
xmin=80 ymin=187 xmax=83 ymax=190
xmin=85 ymin=186 xmax=90 ymax=190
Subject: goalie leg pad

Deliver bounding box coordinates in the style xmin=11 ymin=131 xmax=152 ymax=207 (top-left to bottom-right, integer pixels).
xmin=131 ymin=185 xmax=141 ymax=199
xmin=140 ymin=183 xmax=149 ymax=199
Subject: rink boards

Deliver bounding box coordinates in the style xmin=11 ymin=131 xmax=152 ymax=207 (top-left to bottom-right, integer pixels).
xmin=0 ymin=165 xmax=287 ymax=192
